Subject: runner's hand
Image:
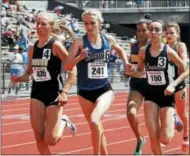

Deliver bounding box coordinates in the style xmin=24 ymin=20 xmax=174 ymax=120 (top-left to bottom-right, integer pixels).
xmin=164 ymin=84 xmax=176 ymax=96
xmin=125 ymin=63 xmax=134 ymax=76
xmin=80 ymin=48 xmax=88 ymax=60
xmin=58 ymin=91 xmax=68 ymax=106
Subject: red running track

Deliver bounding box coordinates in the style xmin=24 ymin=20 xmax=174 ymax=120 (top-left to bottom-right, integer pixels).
xmin=1 ymin=90 xmax=189 ymax=155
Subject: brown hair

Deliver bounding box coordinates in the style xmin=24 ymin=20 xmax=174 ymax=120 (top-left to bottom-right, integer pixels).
xmin=166 ymin=21 xmax=181 ymax=41
xmin=151 ymin=19 xmax=165 ymax=31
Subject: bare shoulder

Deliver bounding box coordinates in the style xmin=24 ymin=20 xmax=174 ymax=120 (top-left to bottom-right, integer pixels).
xmin=53 ymin=40 xmax=63 ymax=48
xmin=139 ymin=45 xmax=147 ymax=54
xmin=167 ymin=45 xmax=175 ymax=54
xmin=178 ymin=42 xmax=187 ymax=47
xmin=105 ymin=34 xmax=115 ymax=42
xmin=73 ymin=36 xmax=83 ymax=44
xmin=166 ymin=45 xmax=177 ymax=61
xmin=71 ymin=36 xmax=84 ymax=50
xmin=130 ymin=42 xmax=135 ymax=48
xmin=139 ymin=45 xmax=148 ymax=60
xmin=178 ymin=42 xmax=187 ymax=51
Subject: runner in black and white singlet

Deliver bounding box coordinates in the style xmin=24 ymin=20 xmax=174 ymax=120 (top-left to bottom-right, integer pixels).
xmin=126 ymin=19 xmax=150 ymax=155
xmin=126 ymin=20 xmax=188 ymax=155
xmin=12 ymin=12 xmax=77 ymax=155
xmin=31 ymin=37 xmax=63 ymax=103
xmin=144 ymin=43 xmax=175 ymax=107
xmin=64 ymin=9 xmax=130 ymax=155
xmin=166 ymin=21 xmax=189 ymax=152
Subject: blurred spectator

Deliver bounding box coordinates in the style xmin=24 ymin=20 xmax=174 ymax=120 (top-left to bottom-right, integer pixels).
xmin=6 ymin=28 xmax=16 ymax=49
xmin=109 ymin=49 xmax=118 ymax=63
xmin=105 ymin=23 xmax=111 ymax=33
xmin=2 ymin=0 xmax=9 ymax=8
xmin=135 ymin=0 xmax=143 ymax=7
xmin=101 ymin=0 xmax=108 ymax=8
xmin=29 ymin=30 xmax=37 ymax=44
xmin=7 ymin=45 xmax=23 ymax=94
xmin=63 ymin=14 xmax=81 ymax=37
xmin=16 ymin=19 xmax=29 ymax=51
xmin=69 ymin=18 xmax=81 ymax=36
xmin=144 ymin=1 xmax=151 ymax=7
xmin=83 ymin=0 xmax=90 ymax=7
xmin=18 ymin=46 xmax=29 ymax=90
xmin=130 ymin=35 xmax=137 ymax=44
xmin=1 ymin=11 xmax=9 ymax=31
xmin=77 ymin=0 xmax=89 ymax=8
xmin=125 ymin=1 xmax=137 ymax=7
xmin=1 ymin=6 xmax=7 ymax=16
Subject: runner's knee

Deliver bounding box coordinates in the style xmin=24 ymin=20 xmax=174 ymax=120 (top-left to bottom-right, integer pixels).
xmin=127 ymin=106 xmax=138 ymax=118
xmin=147 ymin=125 xmax=159 ymax=140
xmin=44 ymin=133 xmax=59 ymax=146
xmin=160 ymin=136 xmax=172 ymax=145
xmin=160 ymin=129 xmax=174 ymax=145
xmin=34 ymin=133 xmax=43 ymax=142
xmin=90 ymin=116 xmax=102 ymax=130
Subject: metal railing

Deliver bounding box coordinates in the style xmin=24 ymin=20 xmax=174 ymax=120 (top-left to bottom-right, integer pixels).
xmin=63 ymin=0 xmax=189 ymax=9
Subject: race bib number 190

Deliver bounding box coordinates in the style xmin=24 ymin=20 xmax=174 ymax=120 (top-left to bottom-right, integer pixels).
xmin=88 ymin=62 xmax=108 ymax=79
xmin=147 ymin=71 xmax=166 ymax=85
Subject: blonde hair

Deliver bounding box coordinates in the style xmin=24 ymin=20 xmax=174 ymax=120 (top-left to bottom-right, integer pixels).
xmin=166 ymin=21 xmax=181 ymax=41
xmin=37 ymin=12 xmax=55 ymax=26
xmin=52 ymin=18 xmax=75 ymax=41
xmin=82 ymin=9 xmax=104 ymax=24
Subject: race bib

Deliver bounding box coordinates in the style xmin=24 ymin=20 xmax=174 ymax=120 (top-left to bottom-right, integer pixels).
xmin=88 ymin=62 xmax=108 ymax=79
xmin=33 ymin=67 xmax=51 ymax=82
xmin=147 ymin=71 xmax=166 ymax=85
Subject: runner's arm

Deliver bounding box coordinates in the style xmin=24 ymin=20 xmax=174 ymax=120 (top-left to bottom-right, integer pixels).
xmin=64 ymin=37 xmax=84 ymax=71
xmin=167 ymin=46 xmax=188 ymax=87
xmin=53 ymin=40 xmax=77 ymax=93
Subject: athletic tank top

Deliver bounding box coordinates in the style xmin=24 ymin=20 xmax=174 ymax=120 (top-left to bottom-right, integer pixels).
xmin=145 ymin=44 xmax=171 ymax=87
xmin=77 ymin=34 xmax=111 ymax=90
xmin=168 ymin=42 xmax=185 ymax=90
xmin=130 ymin=40 xmax=146 ymax=79
xmin=130 ymin=41 xmax=139 ymax=64
xmin=31 ymin=37 xmax=63 ymax=91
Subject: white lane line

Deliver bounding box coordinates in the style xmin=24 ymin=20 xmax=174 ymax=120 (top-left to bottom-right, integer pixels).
xmin=2 ymin=107 xmax=143 ymax=126
xmin=164 ymin=147 xmax=182 ymax=153
xmin=2 ymin=95 xmax=127 ymax=107
xmin=57 ymin=135 xmax=150 ymax=154
xmin=2 ymin=114 xmax=145 ymax=135
xmin=2 ymin=123 xmax=146 ymax=149
xmin=2 ymin=99 xmax=127 ymax=112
